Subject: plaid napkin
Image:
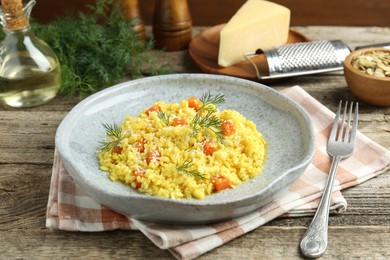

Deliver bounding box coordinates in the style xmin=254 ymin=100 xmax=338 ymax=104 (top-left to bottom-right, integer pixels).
xmin=46 ymin=86 xmax=390 ymax=260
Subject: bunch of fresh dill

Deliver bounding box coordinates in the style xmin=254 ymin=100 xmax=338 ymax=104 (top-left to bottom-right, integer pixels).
xmin=30 ymin=0 xmax=170 ymax=97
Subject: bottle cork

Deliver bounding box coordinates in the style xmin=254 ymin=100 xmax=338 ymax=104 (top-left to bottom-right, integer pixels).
xmin=1 ymin=0 xmax=28 ymax=30
xmin=153 ymin=0 xmax=192 ymax=51
xmin=121 ymin=0 xmax=145 ymax=41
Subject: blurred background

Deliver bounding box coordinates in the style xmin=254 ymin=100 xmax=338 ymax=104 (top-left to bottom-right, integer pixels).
xmin=33 ymin=0 xmax=390 ymax=26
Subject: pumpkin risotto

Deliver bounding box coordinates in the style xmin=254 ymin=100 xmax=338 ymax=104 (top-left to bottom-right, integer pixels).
xmin=98 ymin=93 xmax=267 ymax=200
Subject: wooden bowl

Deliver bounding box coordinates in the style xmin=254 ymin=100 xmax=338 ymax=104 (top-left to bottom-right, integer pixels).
xmin=344 ymin=48 xmax=390 ymax=106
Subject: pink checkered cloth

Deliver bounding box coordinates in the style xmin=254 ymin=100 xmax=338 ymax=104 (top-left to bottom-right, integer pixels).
xmin=46 ymin=86 xmax=390 ymax=260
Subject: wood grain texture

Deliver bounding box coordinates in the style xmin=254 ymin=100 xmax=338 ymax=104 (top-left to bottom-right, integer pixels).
xmin=344 ymin=48 xmax=390 ymax=107
xmin=0 ymin=26 xmax=389 ymax=259
xmin=188 ymin=26 xmax=309 ymax=81
xmin=152 ymin=0 xmax=192 ymax=51
xmin=31 ymin=0 xmax=390 ymax=26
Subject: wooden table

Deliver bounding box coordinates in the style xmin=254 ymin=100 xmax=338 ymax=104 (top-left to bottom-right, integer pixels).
xmin=1 ymin=26 xmax=389 ymax=259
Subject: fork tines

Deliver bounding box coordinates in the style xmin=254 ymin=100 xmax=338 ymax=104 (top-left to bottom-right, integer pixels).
xmin=330 ymin=101 xmax=359 ymax=143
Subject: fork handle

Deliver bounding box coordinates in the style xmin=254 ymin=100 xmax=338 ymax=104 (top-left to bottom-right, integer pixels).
xmin=300 ymin=156 xmax=341 ymax=258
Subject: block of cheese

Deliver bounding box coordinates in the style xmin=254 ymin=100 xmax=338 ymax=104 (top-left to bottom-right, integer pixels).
xmin=218 ymin=0 xmax=290 ymax=67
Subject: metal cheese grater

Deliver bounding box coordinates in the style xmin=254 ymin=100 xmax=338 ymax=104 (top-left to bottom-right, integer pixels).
xmin=244 ymin=40 xmax=351 ymax=80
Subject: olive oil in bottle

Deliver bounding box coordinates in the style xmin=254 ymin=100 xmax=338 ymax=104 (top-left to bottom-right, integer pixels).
xmin=0 ymin=0 xmax=61 ymax=108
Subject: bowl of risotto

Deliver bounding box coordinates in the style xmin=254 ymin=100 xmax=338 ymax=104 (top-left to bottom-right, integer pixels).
xmin=55 ymin=74 xmax=315 ymax=224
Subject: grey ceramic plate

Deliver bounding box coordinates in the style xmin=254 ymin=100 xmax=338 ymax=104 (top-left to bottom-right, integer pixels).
xmin=55 ymin=74 xmax=315 ymax=224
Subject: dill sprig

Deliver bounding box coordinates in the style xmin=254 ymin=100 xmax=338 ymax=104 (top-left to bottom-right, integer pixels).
xmin=197 ymin=92 xmax=225 ymax=113
xmin=176 ymin=160 xmax=206 ymax=180
xmin=26 ymin=0 xmax=170 ymax=98
xmin=99 ymin=123 xmax=124 ymax=152
xmin=190 ymin=112 xmax=225 ymax=143
xmin=157 ymin=111 xmax=170 ymax=126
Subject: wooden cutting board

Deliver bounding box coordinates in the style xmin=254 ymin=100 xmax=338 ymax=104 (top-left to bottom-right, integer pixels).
xmin=188 ymin=24 xmax=309 ymax=83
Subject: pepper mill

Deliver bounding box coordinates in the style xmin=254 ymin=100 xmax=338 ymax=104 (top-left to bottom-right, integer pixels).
xmin=153 ymin=0 xmax=192 ymax=51
xmin=121 ymin=0 xmax=145 ymax=41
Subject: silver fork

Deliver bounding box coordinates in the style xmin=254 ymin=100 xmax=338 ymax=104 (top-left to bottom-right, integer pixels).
xmin=300 ymin=101 xmax=359 ymax=258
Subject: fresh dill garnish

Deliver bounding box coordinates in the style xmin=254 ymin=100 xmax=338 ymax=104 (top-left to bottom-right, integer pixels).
xmin=157 ymin=111 xmax=170 ymax=126
xmin=190 ymin=112 xmax=225 ymax=143
xmin=197 ymin=92 xmax=225 ymax=113
xmin=25 ymin=0 xmax=171 ymax=98
xmin=99 ymin=123 xmax=124 ymax=152
xmin=176 ymin=160 xmax=206 ymax=180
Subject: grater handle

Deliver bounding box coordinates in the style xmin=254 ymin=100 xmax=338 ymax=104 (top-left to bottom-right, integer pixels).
xmin=244 ymin=40 xmax=351 ymax=80
xmin=249 ymin=67 xmax=344 ymax=80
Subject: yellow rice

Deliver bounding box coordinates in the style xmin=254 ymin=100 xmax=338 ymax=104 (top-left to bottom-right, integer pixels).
xmin=98 ymin=96 xmax=267 ymax=200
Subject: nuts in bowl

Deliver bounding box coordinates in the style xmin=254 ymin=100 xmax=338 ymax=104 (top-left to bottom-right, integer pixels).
xmin=344 ymin=48 xmax=390 ymax=106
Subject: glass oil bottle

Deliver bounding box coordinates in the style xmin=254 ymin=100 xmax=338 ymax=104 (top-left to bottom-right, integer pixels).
xmin=0 ymin=0 xmax=61 ymax=108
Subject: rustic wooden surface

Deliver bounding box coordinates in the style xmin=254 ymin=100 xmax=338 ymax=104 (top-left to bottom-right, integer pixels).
xmin=1 ymin=26 xmax=390 ymax=259
xmin=32 ymin=0 xmax=390 ymax=27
